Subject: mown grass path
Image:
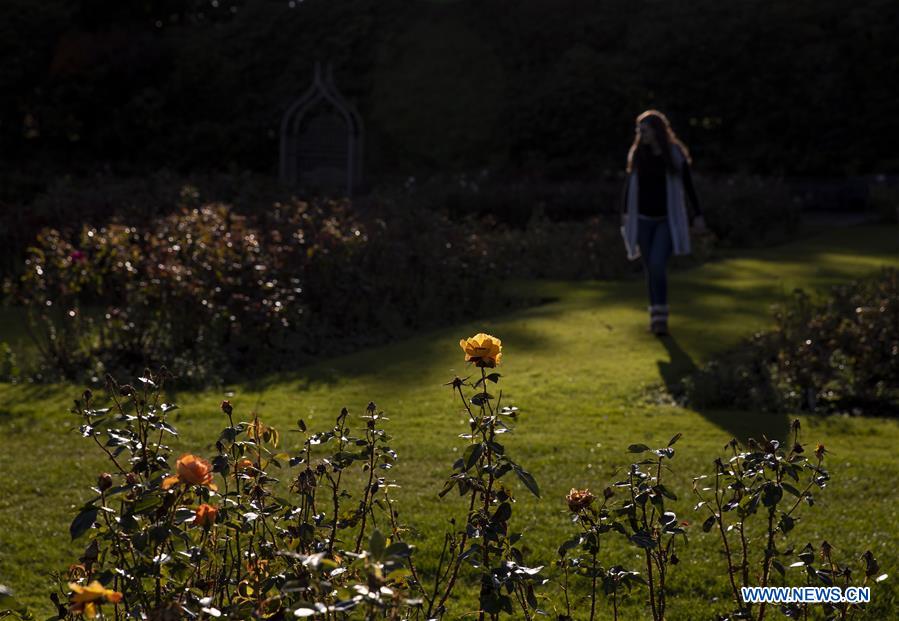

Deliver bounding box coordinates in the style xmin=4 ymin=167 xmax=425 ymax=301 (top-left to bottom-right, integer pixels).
xmin=1 ymin=224 xmax=897 ymax=618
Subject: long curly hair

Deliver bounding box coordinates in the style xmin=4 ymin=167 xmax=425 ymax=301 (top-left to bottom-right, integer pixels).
xmin=626 ymin=109 xmax=692 ymax=174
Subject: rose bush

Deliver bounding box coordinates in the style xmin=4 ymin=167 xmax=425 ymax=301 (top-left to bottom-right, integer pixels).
xmin=0 ymin=334 xmax=888 ymax=620
xmin=7 ymin=199 xmax=503 ymax=384
xmin=682 ymin=268 xmax=899 ymax=415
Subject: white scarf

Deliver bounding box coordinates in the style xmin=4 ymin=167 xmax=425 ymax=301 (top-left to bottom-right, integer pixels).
xmin=621 ymin=144 xmax=692 ymax=261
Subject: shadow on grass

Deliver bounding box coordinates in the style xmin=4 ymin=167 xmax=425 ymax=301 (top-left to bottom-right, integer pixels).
xmin=656 ymin=334 xmax=790 ymax=443
xmin=239 ymin=310 xmax=557 ymax=395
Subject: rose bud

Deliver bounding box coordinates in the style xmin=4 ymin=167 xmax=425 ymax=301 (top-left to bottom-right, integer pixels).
xmin=125 ymin=472 xmax=139 ymax=486
xmin=97 ymin=472 xmax=113 ymax=492
xmin=193 ymin=504 xmax=219 ymax=529
xmin=221 ymin=400 xmax=233 ymax=415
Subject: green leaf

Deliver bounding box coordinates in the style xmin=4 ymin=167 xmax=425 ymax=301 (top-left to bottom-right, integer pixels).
xmin=492 ymin=502 xmax=512 ymax=523
xmin=384 ymin=542 xmax=413 ymax=558
xmin=70 ymin=507 xmax=98 ymax=540
xmin=667 ymin=433 xmax=683 ymax=447
xmin=470 ymin=393 xmax=493 ymax=406
xmin=463 ymin=443 xmax=484 ymax=471
xmin=773 ymin=559 xmax=785 ymax=576
xmin=702 ymin=515 xmax=717 ymax=533
xmin=779 ymin=513 xmax=795 ymax=533
xmin=369 ymin=529 xmax=387 ymax=560
xmin=656 ymin=484 xmax=678 ymax=501
xmin=132 ymin=494 xmax=163 ymax=515
xmin=781 ymin=482 xmax=801 ymax=497
xmin=628 ymin=444 xmax=650 ymax=453
xmin=0 ymin=584 xmax=20 ymax=609
xmin=526 ymin=584 xmax=538 ymax=609
xmin=513 ymin=466 xmax=541 ymax=498
xmin=630 ymin=532 xmax=656 ymax=549
xmin=557 ymin=536 xmax=582 ymax=557
xmin=438 ymin=479 xmax=457 ymax=498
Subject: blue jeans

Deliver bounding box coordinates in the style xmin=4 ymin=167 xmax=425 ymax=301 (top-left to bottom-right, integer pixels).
xmin=637 ymin=216 xmax=672 ymax=308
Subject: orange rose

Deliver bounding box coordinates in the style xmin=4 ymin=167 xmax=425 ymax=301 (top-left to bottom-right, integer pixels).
xmin=237 ymin=458 xmax=255 ymax=472
xmin=459 ymin=333 xmax=502 ymax=368
xmin=69 ymin=580 xmax=123 ymax=617
xmin=566 ymin=488 xmax=595 ymax=513
xmin=162 ymin=454 xmax=218 ymax=491
xmin=193 ymin=503 xmax=219 ymax=528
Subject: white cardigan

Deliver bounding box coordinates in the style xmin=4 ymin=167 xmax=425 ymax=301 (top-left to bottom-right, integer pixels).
xmin=621 ymin=144 xmax=692 ymax=261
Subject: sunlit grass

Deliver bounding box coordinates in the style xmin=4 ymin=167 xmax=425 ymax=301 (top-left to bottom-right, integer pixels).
xmin=1 ymin=224 xmax=897 ymax=618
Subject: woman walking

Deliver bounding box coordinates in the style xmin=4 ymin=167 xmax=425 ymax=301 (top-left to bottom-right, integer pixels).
xmin=621 ymin=110 xmax=705 ymax=336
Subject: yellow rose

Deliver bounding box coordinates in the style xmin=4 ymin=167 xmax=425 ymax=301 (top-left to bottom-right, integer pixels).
xmin=162 ymin=454 xmax=218 ymax=491
xmin=69 ymin=580 xmax=123 ymax=617
xmin=459 ymin=333 xmax=503 ymax=368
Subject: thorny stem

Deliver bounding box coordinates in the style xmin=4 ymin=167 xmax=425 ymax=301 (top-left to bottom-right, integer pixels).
xmin=757 ymin=464 xmax=783 ymax=621
xmin=355 ymin=416 xmax=379 ymax=553
xmin=384 ymin=484 xmax=429 ymax=610
xmin=478 ymin=368 xmax=496 ymax=621
xmin=631 ymin=466 xmax=659 ymax=621
xmin=326 ymin=410 xmax=349 ymax=557
xmin=427 ymin=533 xmax=452 ymax=616
xmin=739 ymin=521 xmax=751 ymax=590
xmin=432 ymin=475 xmax=478 ymax=617
xmin=561 ymin=561 xmax=571 ymax=619
xmin=653 ymin=457 xmax=668 ymax=619
xmin=589 ymin=547 xmax=598 ymax=621
xmin=699 ymin=462 xmax=746 ymax=614
xmin=784 ymin=455 xmax=825 ymax=518
xmin=431 ymin=376 xmax=488 ymax=618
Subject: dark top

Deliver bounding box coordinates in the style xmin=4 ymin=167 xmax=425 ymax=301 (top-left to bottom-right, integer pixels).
xmin=621 ymin=148 xmax=702 ymax=220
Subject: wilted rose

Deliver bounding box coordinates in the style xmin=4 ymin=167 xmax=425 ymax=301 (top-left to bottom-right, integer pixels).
xmin=566 ymin=488 xmax=595 ymax=513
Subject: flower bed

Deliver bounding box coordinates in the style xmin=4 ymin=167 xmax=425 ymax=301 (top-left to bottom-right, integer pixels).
xmin=0 ymin=335 xmax=887 ymax=620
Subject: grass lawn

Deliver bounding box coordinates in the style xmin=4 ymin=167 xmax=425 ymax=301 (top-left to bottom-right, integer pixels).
xmin=1 ymin=223 xmax=898 ymax=619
